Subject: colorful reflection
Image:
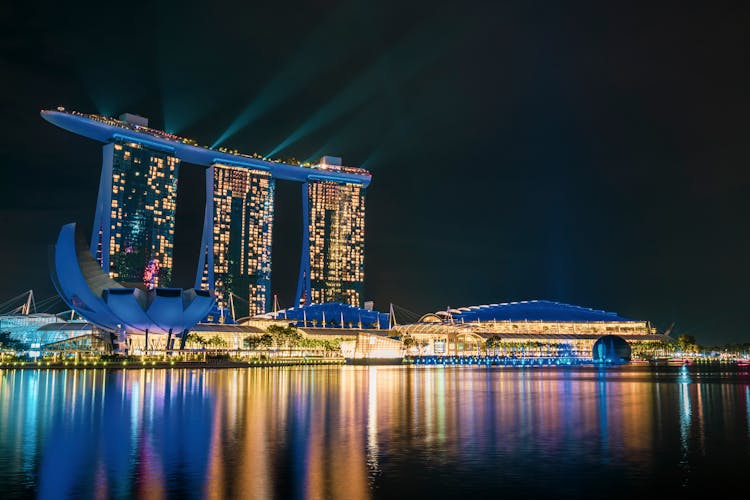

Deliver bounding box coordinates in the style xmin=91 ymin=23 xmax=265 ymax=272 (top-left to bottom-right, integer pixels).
xmin=1 ymin=366 xmax=750 ymax=498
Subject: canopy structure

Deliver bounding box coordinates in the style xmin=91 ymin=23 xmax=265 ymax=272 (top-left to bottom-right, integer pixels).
xmin=50 ymin=223 xmax=214 ymax=334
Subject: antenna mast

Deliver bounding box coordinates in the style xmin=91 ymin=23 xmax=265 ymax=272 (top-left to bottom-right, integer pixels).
xmin=22 ymin=290 xmax=35 ymax=315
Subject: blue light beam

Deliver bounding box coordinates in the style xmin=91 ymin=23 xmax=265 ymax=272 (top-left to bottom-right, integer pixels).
xmin=211 ymin=4 xmax=361 ymax=149
xmin=266 ymin=16 xmax=462 ymax=159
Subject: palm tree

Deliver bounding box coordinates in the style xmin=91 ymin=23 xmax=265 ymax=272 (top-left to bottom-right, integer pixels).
xmin=485 ymin=335 xmax=501 ymax=356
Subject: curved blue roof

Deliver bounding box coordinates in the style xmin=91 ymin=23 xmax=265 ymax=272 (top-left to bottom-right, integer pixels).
xmin=441 ymin=300 xmax=640 ymax=323
xmin=274 ymin=303 xmax=390 ymax=329
xmin=40 ymin=110 xmax=372 ymax=187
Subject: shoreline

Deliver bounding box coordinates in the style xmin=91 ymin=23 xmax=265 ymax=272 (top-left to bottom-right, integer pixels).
xmin=1 ymin=357 xmax=748 ymax=370
xmin=0 ymin=358 xmax=347 ymax=370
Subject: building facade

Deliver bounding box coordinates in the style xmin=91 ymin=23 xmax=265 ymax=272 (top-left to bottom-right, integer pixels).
xmin=395 ymin=300 xmax=666 ymax=357
xmin=198 ymin=163 xmax=275 ymax=317
xmin=296 ymin=174 xmax=366 ymax=307
xmin=91 ymin=138 xmax=179 ymax=288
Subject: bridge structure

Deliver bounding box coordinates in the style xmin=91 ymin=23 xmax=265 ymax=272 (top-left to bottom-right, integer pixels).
xmin=41 ymin=109 xmax=372 ymax=317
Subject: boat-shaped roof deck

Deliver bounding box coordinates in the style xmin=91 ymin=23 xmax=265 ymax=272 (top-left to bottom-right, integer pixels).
xmin=41 ymin=108 xmax=372 ymax=186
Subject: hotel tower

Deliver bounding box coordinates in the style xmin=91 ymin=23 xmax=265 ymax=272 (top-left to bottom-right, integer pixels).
xmin=42 ymin=109 xmax=371 ymax=314
xmin=295 ymin=157 xmax=366 ymax=308
xmin=196 ymin=163 xmax=275 ymax=317
xmin=90 ymin=115 xmax=179 ymax=289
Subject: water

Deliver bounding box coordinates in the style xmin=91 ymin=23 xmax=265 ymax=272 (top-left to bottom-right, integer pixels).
xmin=1 ymin=365 xmax=749 ymax=499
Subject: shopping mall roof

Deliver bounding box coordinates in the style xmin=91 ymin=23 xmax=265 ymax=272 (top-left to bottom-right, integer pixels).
xmin=423 ymin=300 xmax=642 ymax=323
xmin=37 ymin=322 xmax=95 ymax=332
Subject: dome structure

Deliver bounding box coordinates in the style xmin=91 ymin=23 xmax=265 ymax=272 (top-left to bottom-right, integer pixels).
xmin=50 ymin=223 xmax=214 ymax=334
xmin=592 ymin=335 xmax=632 ymax=364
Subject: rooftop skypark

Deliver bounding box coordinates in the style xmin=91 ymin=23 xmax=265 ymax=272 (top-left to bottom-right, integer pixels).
xmin=41 ymin=107 xmax=372 ymax=181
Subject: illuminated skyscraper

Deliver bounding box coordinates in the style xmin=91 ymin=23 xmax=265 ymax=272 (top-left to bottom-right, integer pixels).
xmin=296 ymin=158 xmax=365 ymax=307
xmin=196 ymin=163 xmax=274 ymax=317
xmin=90 ymin=136 xmax=179 ymax=288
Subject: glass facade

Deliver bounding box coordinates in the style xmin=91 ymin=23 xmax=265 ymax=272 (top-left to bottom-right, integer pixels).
xmin=210 ymin=163 xmax=274 ymax=317
xmin=298 ymin=180 xmax=365 ymax=307
xmin=99 ymin=140 xmax=179 ymax=288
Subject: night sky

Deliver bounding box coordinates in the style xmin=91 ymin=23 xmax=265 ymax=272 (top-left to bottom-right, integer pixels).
xmin=1 ymin=1 xmax=748 ymax=344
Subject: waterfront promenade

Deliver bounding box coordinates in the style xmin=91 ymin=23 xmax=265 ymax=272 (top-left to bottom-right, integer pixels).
xmin=0 ymin=355 xmax=345 ymax=370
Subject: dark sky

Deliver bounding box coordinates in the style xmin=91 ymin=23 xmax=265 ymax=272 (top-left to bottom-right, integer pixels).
xmin=1 ymin=1 xmax=748 ymax=344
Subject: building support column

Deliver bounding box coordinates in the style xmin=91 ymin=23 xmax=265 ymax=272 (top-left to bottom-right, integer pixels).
xmin=195 ymin=165 xmax=215 ymax=290
xmin=295 ymin=181 xmax=311 ymax=306
xmin=90 ymin=143 xmax=114 ymax=271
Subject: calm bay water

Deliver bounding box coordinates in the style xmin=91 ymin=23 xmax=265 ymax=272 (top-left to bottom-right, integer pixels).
xmin=1 ymin=365 xmax=749 ymax=499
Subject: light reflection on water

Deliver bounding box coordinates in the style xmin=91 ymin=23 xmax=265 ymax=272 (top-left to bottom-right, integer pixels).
xmin=1 ymin=366 xmax=750 ymax=499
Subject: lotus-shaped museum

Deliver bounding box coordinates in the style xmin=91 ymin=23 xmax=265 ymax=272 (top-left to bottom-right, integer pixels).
xmin=50 ymin=223 xmax=214 ymax=336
